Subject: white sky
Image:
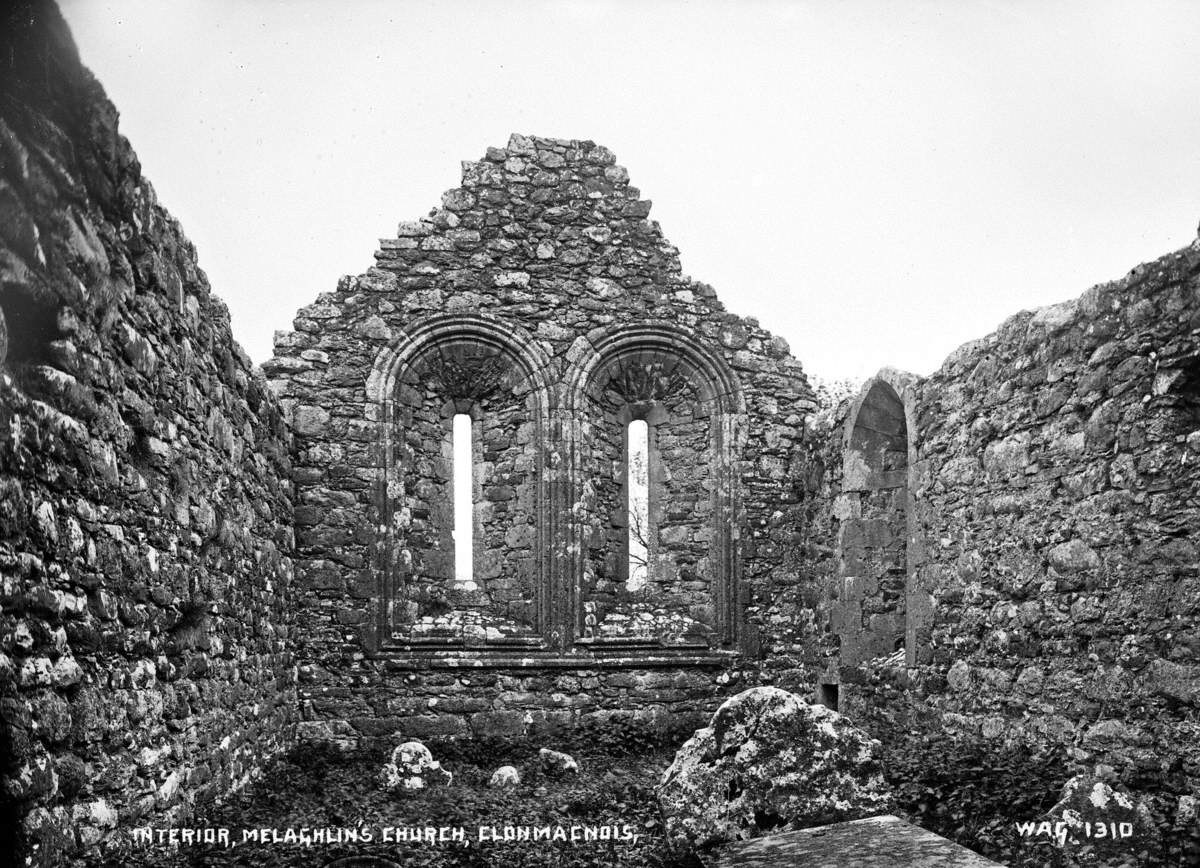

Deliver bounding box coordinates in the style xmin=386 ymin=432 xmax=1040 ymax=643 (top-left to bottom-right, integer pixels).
xmin=59 ymin=0 xmax=1200 ymax=383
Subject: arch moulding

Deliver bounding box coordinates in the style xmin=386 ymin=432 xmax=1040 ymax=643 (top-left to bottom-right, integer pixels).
xmin=558 ymin=322 xmax=748 ymax=653
xmin=364 ymin=313 xmax=555 ymax=653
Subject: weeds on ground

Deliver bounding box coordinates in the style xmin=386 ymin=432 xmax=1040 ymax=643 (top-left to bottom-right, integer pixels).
xmin=102 ymin=736 xmax=702 ymax=868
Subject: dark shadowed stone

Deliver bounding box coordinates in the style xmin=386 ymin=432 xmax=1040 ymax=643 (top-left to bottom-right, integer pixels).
xmin=657 ymin=687 xmax=891 ymax=848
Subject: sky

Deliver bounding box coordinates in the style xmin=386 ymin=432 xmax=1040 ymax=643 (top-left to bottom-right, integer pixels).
xmin=58 ymin=0 xmax=1200 ymax=384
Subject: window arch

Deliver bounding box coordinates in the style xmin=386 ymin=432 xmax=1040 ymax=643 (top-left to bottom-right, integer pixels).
xmin=834 ymin=370 xmax=924 ymax=667
xmin=367 ymin=315 xmax=552 ymax=650
xmin=563 ymin=323 xmax=746 ymax=650
xmin=367 ymin=316 xmax=747 ymax=658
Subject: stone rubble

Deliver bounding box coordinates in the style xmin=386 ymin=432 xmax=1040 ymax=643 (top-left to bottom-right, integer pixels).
xmin=488 ymin=764 xmax=521 ymax=787
xmin=379 ymin=741 xmax=453 ymax=794
xmin=537 ymin=748 xmax=579 ymax=777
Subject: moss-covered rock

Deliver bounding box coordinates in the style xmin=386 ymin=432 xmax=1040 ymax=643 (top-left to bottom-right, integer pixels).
xmin=657 ymin=686 xmax=891 ymax=848
xmin=379 ymin=741 xmax=452 ymax=794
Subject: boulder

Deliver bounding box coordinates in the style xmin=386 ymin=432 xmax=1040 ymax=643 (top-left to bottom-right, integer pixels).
xmin=489 ymin=765 xmax=521 ymax=787
xmin=379 ymin=741 xmax=452 ymax=794
xmin=657 ymin=686 xmax=891 ymax=848
xmin=538 ymin=748 xmax=578 ymax=777
xmin=1022 ymin=773 xmax=1156 ymax=860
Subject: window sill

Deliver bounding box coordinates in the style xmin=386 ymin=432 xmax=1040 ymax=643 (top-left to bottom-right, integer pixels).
xmin=373 ymin=645 xmax=739 ymax=669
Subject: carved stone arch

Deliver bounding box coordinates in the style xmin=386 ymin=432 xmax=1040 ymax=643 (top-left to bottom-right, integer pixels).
xmin=561 ymin=323 xmax=747 ymax=414
xmin=366 ymin=313 xmax=553 ymax=408
xmin=835 ymin=367 xmax=928 ymax=668
xmin=558 ymin=322 xmax=747 ymax=651
xmin=365 ymin=313 xmax=554 ymax=650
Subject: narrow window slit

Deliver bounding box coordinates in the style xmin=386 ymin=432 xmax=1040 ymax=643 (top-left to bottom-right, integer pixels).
xmin=452 ymin=412 xmax=474 ymax=587
xmin=627 ymin=418 xmax=650 ymax=591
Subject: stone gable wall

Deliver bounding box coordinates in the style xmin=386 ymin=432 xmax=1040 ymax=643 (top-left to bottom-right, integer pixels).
xmin=264 ymin=133 xmax=818 ymax=746
xmin=824 ymin=238 xmax=1200 ymax=799
xmin=0 ymin=5 xmax=296 ymax=862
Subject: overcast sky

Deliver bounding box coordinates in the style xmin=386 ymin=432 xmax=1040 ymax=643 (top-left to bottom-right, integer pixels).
xmin=59 ymin=0 xmax=1200 ymax=383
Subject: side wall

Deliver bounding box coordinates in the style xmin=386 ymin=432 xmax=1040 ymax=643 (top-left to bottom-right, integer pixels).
xmin=0 ymin=5 xmax=296 ymax=863
xmin=827 ymin=238 xmax=1200 ymax=803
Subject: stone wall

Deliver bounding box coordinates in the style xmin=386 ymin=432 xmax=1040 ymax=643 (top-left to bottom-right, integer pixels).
xmin=10 ymin=0 xmax=1199 ymax=859
xmin=0 ymin=4 xmax=296 ymax=863
xmin=823 ymin=237 xmax=1200 ymax=799
xmin=264 ymin=133 xmax=818 ymax=746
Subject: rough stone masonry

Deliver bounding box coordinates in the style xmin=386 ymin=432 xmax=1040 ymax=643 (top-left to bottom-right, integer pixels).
xmin=2 ymin=1 xmax=1199 ymax=865
xmin=261 ymin=130 xmax=817 ymax=746
xmin=816 ymin=241 xmax=1200 ymax=814
xmin=0 ymin=4 xmax=296 ymax=863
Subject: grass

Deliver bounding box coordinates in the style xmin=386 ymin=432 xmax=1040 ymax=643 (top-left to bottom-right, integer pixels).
xmin=100 ymin=717 xmax=1197 ymax=867
xmin=102 ymin=738 xmax=704 ymax=868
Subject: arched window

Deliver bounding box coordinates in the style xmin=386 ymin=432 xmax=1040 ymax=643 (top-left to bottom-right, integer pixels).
xmin=369 ymin=317 xmax=743 ymax=658
xmin=369 ymin=316 xmax=552 ymax=650
xmin=837 ymin=378 xmax=914 ymax=664
xmin=566 ymin=326 xmax=745 ymax=651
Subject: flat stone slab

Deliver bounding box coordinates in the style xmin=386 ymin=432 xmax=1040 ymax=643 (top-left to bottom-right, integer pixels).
xmin=703 ymin=814 xmax=1003 ymax=868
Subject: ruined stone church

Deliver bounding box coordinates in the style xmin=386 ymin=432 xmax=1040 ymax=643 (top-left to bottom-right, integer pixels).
xmin=1 ymin=4 xmax=1197 ymax=864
